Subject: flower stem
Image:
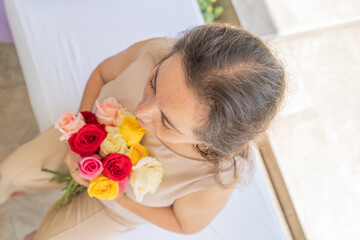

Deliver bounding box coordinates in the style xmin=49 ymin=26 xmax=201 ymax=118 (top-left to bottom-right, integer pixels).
xmin=41 ymin=168 xmax=63 ymax=176
xmin=56 ymin=178 xmax=75 ymax=210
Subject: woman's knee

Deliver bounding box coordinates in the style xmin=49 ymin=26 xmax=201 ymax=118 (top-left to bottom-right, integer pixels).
xmin=0 ymin=135 xmax=67 ymax=188
xmin=0 ymin=150 xmax=26 ymax=183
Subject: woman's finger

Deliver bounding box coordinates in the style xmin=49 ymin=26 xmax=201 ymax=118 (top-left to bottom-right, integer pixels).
xmin=71 ymin=167 xmax=79 ymax=174
xmin=70 ymin=171 xmax=82 ymax=183
xmin=79 ymin=179 xmax=89 ymax=187
xmin=72 ymin=172 xmax=89 ymax=187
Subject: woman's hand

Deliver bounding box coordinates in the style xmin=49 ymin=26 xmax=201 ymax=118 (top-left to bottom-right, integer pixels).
xmin=64 ymin=147 xmax=90 ymax=187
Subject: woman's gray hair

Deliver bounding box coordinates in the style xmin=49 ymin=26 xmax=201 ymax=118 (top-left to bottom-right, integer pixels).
xmin=159 ymin=22 xmax=286 ymax=186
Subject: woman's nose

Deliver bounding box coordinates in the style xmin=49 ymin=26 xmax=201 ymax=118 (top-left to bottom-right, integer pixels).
xmin=135 ymin=96 xmax=156 ymax=123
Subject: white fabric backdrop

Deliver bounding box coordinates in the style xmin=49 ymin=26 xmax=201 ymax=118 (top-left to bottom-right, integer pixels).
xmin=5 ymin=0 xmax=205 ymax=132
xmin=4 ymin=0 xmax=290 ymax=239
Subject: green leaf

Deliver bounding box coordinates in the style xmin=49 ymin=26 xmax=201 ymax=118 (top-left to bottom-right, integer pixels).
xmin=214 ymin=7 xmax=224 ymax=18
xmin=197 ymin=0 xmax=206 ymax=11
xmin=206 ymin=5 xmax=213 ymax=13
xmin=41 ymin=168 xmax=63 ymax=176
xmin=204 ymin=13 xmax=215 ymax=23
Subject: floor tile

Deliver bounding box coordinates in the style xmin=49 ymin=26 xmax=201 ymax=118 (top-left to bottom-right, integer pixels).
xmin=264 ymin=0 xmax=360 ymax=33
xmin=268 ymin=21 xmax=360 ymax=240
xmin=0 ymin=43 xmax=24 ymax=88
xmin=0 ymin=84 xmax=39 ymax=162
xmin=4 ymin=190 xmax=63 ymax=240
xmin=231 ymin=0 xmax=277 ymax=36
xmin=0 ymin=205 xmax=16 ymax=240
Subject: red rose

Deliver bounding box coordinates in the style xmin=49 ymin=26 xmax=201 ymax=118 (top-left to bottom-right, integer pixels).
xmin=102 ymin=153 xmax=132 ymax=182
xmin=80 ymin=111 xmax=98 ymax=124
xmin=68 ymin=123 xmax=107 ymax=157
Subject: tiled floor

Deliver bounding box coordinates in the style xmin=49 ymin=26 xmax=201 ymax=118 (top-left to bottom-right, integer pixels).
xmin=230 ymin=0 xmax=277 ymax=36
xmin=0 ymin=43 xmax=64 ymax=240
xmin=0 ymin=44 xmax=39 ymax=160
xmin=262 ymin=0 xmax=360 ymax=239
xmin=264 ymin=0 xmax=360 ymax=34
xmin=267 ymin=21 xmax=360 ymax=239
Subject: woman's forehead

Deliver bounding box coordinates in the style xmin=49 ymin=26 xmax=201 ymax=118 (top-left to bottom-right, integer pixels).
xmin=156 ymin=54 xmax=204 ymax=134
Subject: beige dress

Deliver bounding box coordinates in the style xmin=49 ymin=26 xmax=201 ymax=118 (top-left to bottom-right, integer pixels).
xmin=0 ymin=38 xmax=237 ymax=239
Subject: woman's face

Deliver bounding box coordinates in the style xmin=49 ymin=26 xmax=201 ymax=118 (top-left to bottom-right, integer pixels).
xmin=134 ymin=53 xmax=204 ymax=145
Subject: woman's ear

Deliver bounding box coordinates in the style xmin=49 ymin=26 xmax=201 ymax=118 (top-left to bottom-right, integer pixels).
xmin=196 ymin=143 xmax=210 ymax=151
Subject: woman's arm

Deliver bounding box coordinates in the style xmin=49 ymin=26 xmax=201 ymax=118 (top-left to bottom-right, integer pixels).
xmin=115 ymin=185 xmax=236 ymax=234
xmin=77 ymin=37 xmax=163 ymax=112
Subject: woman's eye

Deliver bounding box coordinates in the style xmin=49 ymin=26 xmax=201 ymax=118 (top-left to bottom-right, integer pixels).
xmin=149 ymin=75 xmax=156 ymax=91
xmin=161 ymin=116 xmax=171 ymax=130
xmin=162 ymin=121 xmax=171 ymax=130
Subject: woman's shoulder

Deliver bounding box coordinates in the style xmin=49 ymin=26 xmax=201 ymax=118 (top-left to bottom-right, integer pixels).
xmin=134 ymin=37 xmax=177 ymax=63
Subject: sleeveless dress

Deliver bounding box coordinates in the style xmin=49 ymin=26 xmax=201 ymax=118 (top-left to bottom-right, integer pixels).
xmin=93 ymin=38 xmax=238 ymax=225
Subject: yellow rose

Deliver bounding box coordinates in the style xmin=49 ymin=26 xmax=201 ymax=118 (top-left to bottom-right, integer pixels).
xmin=100 ymin=126 xmax=129 ymax=157
xmin=119 ymin=117 xmax=147 ymax=147
xmin=129 ymin=143 xmax=149 ymax=166
xmin=129 ymin=157 xmax=164 ymax=202
xmin=87 ymin=174 xmax=119 ymax=200
xmin=115 ymin=108 xmax=136 ymax=127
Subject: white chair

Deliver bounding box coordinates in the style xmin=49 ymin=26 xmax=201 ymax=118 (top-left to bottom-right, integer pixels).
xmin=4 ymin=0 xmax=291 ymax=239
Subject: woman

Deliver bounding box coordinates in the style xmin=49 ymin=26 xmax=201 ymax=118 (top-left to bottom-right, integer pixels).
xmin=0 ymin=22 xmax=286 ymax=240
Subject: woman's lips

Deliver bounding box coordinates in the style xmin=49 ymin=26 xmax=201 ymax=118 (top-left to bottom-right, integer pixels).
xmin=138 ymin=118 xmax=149 ymax=129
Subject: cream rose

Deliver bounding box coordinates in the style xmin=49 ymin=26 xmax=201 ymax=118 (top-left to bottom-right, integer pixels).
xmin=54 ymin=110 xmax=86 ymax=141
xmin=129 ymin=157 xmax=164 ymax=202
xmin=94 ymin=97 xmax=122 ymax=126
xmin=114 ymin=108 xmax=136 ymax=127
xmin=100 ymin=126 xmax=129 ymax=157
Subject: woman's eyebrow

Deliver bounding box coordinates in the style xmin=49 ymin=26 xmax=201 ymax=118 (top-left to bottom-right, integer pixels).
xmin=153 ymin=63 xmax=161 ymax=92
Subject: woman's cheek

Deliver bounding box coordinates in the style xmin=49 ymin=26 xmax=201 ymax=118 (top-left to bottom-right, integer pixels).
xmin=153 ymin=122 xmax=173 ymax=140
xmin=155 ymin=127 xmax=186 ymax=144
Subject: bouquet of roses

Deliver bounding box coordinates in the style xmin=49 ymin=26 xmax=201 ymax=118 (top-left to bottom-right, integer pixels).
xmin=42 ymin=97 xmax=164 ymax=210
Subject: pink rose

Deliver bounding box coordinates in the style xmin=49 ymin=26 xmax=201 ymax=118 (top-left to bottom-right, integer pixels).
xmin=77 ymin=154 xmax=103 ymax=180
xmin=118 ymin=177 xmax=129 ymax=192
xmin=54 ymin=111 xmax=86 ymax=141
xmin=94 ymin=97 xmax=122 ymax=126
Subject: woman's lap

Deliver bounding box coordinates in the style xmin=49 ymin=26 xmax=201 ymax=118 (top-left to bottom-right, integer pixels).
xmin=0 ymin=124 xmax=69 ymax=203
xmin=33 ymin=191 xmax=137 ymax=240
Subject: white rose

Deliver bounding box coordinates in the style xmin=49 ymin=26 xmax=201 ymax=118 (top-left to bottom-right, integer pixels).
xmin=100 ymin=126 xmax=129 ymax=157
xmin=130 ymin=157 xmax=164 ymax=202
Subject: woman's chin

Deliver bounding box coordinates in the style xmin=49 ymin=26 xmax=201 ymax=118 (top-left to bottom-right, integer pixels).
xmin=138 ymin=119 xmax=154 ymax=133
xmin=139 ymin=122 xmax=166 ymax=142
